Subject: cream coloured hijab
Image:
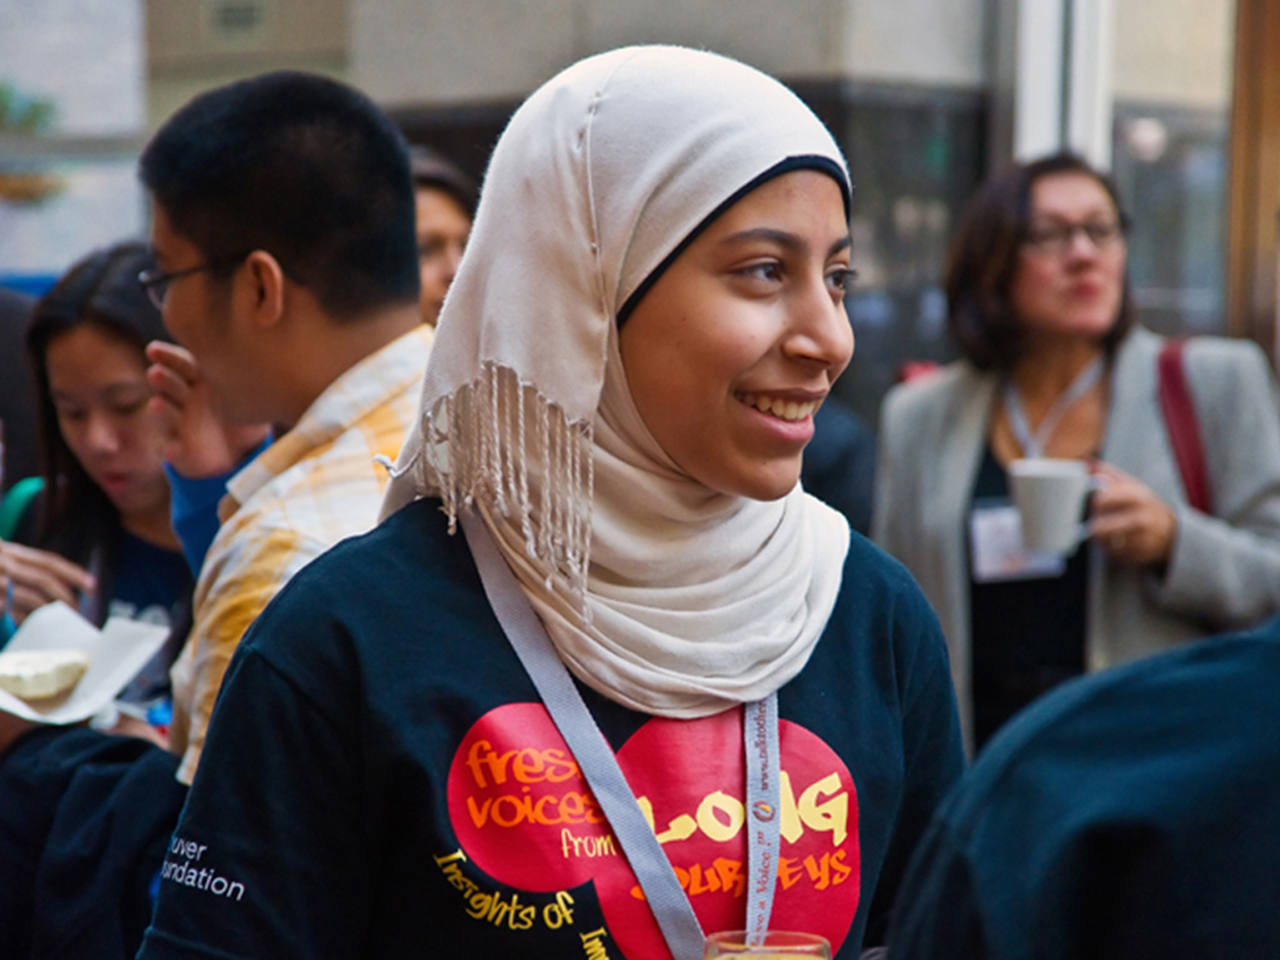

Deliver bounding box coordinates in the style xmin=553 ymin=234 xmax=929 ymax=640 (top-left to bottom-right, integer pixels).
xmin=382 ymin=45 xmax=853 ymax=717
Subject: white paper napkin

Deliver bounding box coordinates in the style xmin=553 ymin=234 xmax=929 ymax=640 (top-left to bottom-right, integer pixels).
xmin=0 ymin=601 xmax=171 ymax=724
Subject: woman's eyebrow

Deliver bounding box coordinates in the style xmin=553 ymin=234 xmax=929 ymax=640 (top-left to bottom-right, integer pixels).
xmin=718 ymin=229 xmax=853 ymax=257
xmin=103 ymin=382 xmax=150 ymax=399
xmin=1030 ymin=207 xmax=1115 ymax=223
xmin=50 ymin=383 xmax=147 ymax=403
xmin=718 ymin=227 xmax=803 ymax=252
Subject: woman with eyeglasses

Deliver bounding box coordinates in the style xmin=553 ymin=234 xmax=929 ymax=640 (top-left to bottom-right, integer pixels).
xmin=1 ymin=241 xmax=192 ymax=738
xmin=873 ymin=152 xmax=1280 ymax=754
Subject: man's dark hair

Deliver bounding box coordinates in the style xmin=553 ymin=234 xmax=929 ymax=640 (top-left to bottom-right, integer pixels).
xmin=139 ymin=71 xmax=419 ymax=322
xmin=945 ymin=152 xmax=1134 ymax=370
xmin=409 ymin=146 xmax=478 ymax=218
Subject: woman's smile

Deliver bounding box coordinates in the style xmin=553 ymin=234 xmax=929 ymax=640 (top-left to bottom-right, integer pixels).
xmin=620 ymin=170 xmax=853 ymax=501
xmin=736 ymin=391 xmax=824 ymax=423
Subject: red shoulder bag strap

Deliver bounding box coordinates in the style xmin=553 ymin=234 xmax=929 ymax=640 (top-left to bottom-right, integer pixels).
xmin=1157 ymin=338 xmax=1213 ymax=513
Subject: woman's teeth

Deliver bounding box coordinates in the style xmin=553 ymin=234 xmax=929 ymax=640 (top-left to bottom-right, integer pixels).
xmin=742 ymin=395 xmax=819 ymax=422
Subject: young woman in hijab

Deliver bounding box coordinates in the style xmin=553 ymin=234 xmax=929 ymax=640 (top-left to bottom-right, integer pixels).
xmin=138 ymin=47 xmax=963 ymax=960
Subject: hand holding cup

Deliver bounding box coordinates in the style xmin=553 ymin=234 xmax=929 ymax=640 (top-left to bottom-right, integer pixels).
xmin=1088 ymin=461 xmax=1177 ymax=565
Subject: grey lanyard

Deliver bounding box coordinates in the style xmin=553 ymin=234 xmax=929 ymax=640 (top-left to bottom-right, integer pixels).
xmin=1003 ymin=355 xmax=1104 ymax=459
xmin=460 ymin=510 xmax=781 ymax=960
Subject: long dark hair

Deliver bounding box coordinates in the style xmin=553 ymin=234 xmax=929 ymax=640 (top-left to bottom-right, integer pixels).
xmin=25 ymin=242 xmax=172 ymax=603
xmin=945 ymin=152 xmax=1134 ymax=370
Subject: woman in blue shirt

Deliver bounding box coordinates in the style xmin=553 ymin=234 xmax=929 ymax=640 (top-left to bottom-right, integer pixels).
xmin=2 ymin=242 xmax=191 ymax=722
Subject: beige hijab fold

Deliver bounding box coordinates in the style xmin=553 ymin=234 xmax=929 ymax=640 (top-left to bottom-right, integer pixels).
xmin=383 ymin=45 xmax=853 ymax=717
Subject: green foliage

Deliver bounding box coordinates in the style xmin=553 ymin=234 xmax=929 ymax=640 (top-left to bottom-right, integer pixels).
xmin=0 ymin=83 xmax=63 ymax=204
xmin=0 ymin=82 xmax=57 ymax=134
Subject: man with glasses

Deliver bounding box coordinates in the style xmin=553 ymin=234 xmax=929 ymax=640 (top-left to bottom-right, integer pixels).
xmin=137 ymin=70 xmax=431 ymax=788
xmin=0 ymin=71 xmax=430 ymax=958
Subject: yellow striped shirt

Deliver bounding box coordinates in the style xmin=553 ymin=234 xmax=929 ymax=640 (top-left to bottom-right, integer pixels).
xmin=168 ymin=323 xmax=433 ymax=784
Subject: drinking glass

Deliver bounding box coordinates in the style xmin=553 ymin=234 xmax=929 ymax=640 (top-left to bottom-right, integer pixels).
xmin=704 ymin=930 xmax=831 ymax=959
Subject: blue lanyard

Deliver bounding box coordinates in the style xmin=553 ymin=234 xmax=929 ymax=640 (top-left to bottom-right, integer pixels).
xmin=461 ymin=509 xmax=781 ymax=960
xmin=1003 ymin=355 xmax=1104 ymax=459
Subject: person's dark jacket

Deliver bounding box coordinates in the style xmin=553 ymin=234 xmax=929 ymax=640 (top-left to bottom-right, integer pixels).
xmin=802 ymin=398 xmax=876 ymax=536
xmin=0 ymin=286 xmax=38 ymax=490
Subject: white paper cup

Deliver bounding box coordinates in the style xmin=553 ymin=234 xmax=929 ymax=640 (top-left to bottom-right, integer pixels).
xmin=1007 ymin=458 xmax=1092 ymax=554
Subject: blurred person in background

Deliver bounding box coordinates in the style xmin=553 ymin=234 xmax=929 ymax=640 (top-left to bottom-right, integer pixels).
xmin=0 ymin=285 xmax=38 ymax=492
xmin=802 ymin=396 xmax=877 ymax=535
xmin=888 ymin=613 xmax=1280 ymax=960
xmin=0 ymin=70 xmax=429 ymax=960
xmin=1 ymin=242 xmax=191 ymax=733
xmin=138 ymin=70 xmax=431 ymax=787
xmin=410 ymin=145 xmax=476 ymax=325
xmin=873 ymin=152 xmax=1280 ymax=754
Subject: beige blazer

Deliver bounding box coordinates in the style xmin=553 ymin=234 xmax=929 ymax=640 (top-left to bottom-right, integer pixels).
xmin=873 ymin=327 xmax=1280 ymax=750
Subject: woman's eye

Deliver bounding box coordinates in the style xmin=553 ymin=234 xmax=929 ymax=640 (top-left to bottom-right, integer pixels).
xmin=738 ymin=262 xmax=783 ymax=283
xmin=827 ymin=268 xmax=856 ymax=293
xmin=112 ymin=399 xmax=148 ymax=417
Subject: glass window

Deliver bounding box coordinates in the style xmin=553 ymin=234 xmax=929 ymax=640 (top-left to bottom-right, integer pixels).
xmin=1110 ymin=0 xmax=1237 ymax=336
xmin=825 ymin=85 xmax=987 ymax=423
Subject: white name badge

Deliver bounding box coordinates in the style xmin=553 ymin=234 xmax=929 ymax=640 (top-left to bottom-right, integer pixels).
xmin=969 ymin=500 xmax=1067 ymax=583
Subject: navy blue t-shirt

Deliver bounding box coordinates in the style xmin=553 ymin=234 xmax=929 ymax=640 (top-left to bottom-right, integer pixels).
xmin=139 ymin=498 xmax=963 ymax=960
xmin=888 ymin=616 xmax=1280 ymax=960
xmin=110 ymin=531 xmax=191 ymax=625
xmin=109 ymin=531 xmax=191 ymax=705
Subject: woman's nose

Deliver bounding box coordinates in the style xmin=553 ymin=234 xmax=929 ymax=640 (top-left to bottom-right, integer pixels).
xmin=84 ymin=411 xmax=121 ymax=454
xmin=785 ymin=274 xmax=855 ymax=373
xmin=1064 ymin=226 xmax=1103 ymax=260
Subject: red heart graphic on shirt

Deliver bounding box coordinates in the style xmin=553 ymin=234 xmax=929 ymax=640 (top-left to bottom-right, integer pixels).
xmin=447 ymin=703 xmax=860 ymax=959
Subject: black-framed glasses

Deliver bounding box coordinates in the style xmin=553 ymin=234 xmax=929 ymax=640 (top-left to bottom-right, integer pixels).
xmin=138 ymin=260 xmax=241 ymax=310
xmin=1022 ymin=218 xmax=1129 ymax=258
